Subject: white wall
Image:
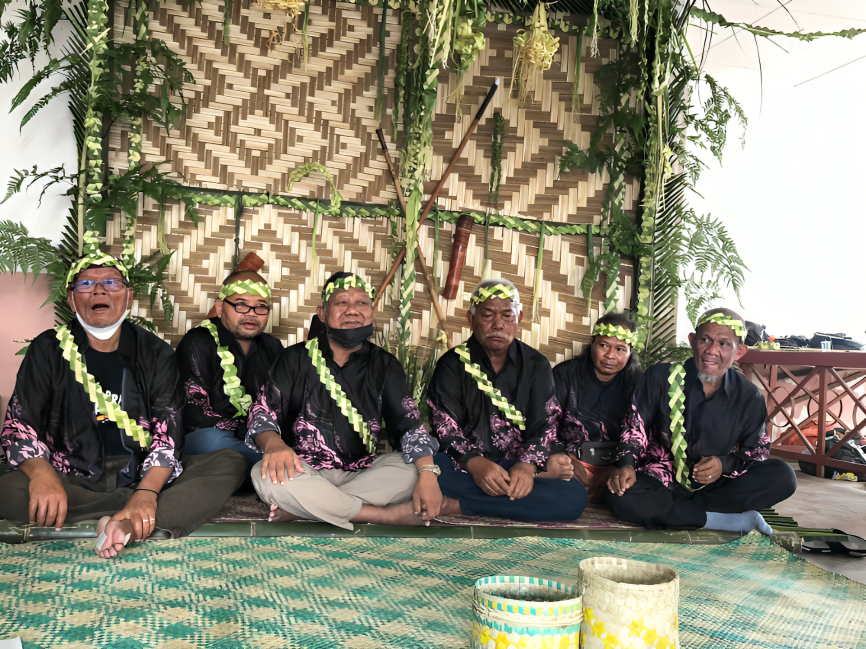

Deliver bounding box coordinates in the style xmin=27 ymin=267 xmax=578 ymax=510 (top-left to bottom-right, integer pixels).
xmin=1 ymin=1 xmax=865 ymax=342
xmin=681 ymin=0 xmax=866 ymax=342
xmin=0 ymin=6 xmax=76 ymax=241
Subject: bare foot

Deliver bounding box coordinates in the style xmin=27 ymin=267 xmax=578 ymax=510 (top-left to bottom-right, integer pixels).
xmin=435 ymin=496 xmax=463 ymax=517
xmin=268 ymin=504 xmax=302 ymax=523
xmin=94 ymin=516 xmax=134 ymax=559
xmin=352 ymin=501 xmax=426 ymax=527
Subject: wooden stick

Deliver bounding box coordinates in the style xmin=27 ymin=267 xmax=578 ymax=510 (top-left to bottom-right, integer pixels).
xmin=375 ymin=129 xmax=453 ymax=347
xmin=373 ymin=78 xmax=501 ymax=308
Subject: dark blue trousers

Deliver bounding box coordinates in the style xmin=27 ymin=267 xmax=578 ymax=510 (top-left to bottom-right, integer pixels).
xmin=433 ymin=453 xmax=588 ymax=522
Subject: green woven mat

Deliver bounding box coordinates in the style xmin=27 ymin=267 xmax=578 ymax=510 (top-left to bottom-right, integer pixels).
xmin=0 ymin=534 xmax=863 ymax=648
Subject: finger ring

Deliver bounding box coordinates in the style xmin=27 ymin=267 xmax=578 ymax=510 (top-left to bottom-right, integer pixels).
xmin=149 ymin=518 xmax=155 ymax=522
xmin=708 ymin=475 xmax=712 ymax=479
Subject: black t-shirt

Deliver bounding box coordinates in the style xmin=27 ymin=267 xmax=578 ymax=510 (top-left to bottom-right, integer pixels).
xmin=84 ymin=347 xmax=128 ymax=457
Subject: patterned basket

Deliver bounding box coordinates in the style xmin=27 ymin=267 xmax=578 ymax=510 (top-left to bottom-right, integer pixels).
xmin=579 ymin=557 xmax=679 ymax=649
xmin=472 ymin=575 xmax=582 ymax=649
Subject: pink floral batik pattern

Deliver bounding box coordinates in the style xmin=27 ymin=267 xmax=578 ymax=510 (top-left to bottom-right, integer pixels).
xmin=185 ymin=380 xmax=238 ymax=431
xmin=2 ymin=396 xmax=53 ymax=467
xmin=617 ymin=404 xmax=675 ymax=487
xmin=428 ymin=399 xmax=484 ymax=472
xmin=140 ymin=416 xmax=183 ymax=481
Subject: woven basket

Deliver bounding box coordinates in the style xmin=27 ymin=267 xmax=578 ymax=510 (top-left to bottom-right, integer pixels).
xmin=471 ymin=575 xmax=582 ymax=649
xmin=579 ymin=557 xmax=679 ymax=649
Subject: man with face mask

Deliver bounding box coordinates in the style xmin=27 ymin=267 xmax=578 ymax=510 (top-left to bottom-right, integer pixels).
xmin=177 ymin=270 xmax=283 ymax=468
xmin=0 ymin=233 xmax=247 ymax=558
xmin=606 ymin=308 xmax=797 ymax=533
xmin=247 ymin=272 xmax=441 ymax=529
xmin=425 ymin=279 xmax=587 ymax=522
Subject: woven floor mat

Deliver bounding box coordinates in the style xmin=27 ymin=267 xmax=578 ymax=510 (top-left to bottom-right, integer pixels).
xmin=1 ymin=534 xmax=863 ymax=648
xmin=433 ymin=503 xmax=642 ymax=530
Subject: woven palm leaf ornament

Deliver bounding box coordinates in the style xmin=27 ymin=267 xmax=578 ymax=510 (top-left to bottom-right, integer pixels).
xmin=56 ymin=325 xmax=152 ymax=449
xmin=198 ymin=320 xmax=252 ymax=417
xmin=510 ymin=2 xmax=560 ymax=103
xmin=455 ymin=343 xmax=526 ymax=430
xmin=251 ymin=0 xmax=306 ymax=49
xmin=667 ymin=362 xmax=701 ymax=491
xmin=306 ymin=337 xmax=377 ymax=454
xmin=450 ymin=0 xmax=486 ymax=117
xmin=218 ymin=280 xmax=272 ymax=300
xmin=66 ymin=231 xmax=128 ymax=285
xmin=695 ymin=312 xmax=747 ymax=341
xmin=322 ymin=275 xmax=376 ymax=302
xmin=287 ymin=163 xmax=342 ymax=266
xmin=592 ymin=322 xmax=638 ymax=346
xmin=469 ymin=283 xmax=518 ymax=308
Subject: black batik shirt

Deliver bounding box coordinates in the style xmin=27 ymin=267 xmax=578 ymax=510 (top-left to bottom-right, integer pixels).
xmin=1 ymin=320 xmax=184 ymax=487
xmin=553 ymin=355 xmax=634 ymax=454
xmin=176 ymin=317 xmax=283 ymax=439
xmin=245 ymin=334 xmax=438 ymax=470
xmin=426 ymin=335 xmax=561 ymax=472
xmin=615 ymin=358 xmax=770 ymax=489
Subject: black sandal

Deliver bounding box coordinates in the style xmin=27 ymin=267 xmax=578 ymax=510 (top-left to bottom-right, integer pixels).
xmin=802 ymin=530 xmax=866 ymax=558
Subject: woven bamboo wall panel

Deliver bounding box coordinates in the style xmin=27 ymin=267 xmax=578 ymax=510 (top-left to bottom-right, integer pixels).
xmin=107 ymin=198 xmax=631 ymax=363
xmin=108 ymin=0 xmax=639 ymax=224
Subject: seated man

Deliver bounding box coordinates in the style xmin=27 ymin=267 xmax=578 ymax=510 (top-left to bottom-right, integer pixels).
xmin=248 ymin=272 xmax=442 ymax=529
xmin=606 ymin=308 xmax=797 ymax=533
xmin=426 ymin=279 xmax=587 ymax=522
xmin=177 ymin=270 xmax=283 ymax=468
xmin=0 ymin=233 xmax=247 ymax=559
xmin=554 ymin=313 xmax=643 ymax=502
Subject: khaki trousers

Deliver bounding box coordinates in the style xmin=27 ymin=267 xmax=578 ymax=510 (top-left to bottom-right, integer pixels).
xmin=252 ymin=452 xmax=417 ymax=530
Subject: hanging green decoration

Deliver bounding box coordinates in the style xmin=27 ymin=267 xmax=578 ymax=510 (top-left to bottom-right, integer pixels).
xmin=222 ymin=0 xmax=232 ymax=46
xmin=374 ymin=2 xmax=389 ymax=121
xmin=571 ymin=26 xmax=583 ymax=122
xmin=488 ymin=112 xmax=507 ymax=207
xmin=301 ymin=1 xmax=311 ymax=67
xmin=532 ymin=224 xmax=545 ymax=321
xmin=589 ymin=0 xmax=599 ymax=57
xmin=450 ymin=0 xmax=486 ymax=117
xmin=510 ymin=2 xmax=559 ymax=103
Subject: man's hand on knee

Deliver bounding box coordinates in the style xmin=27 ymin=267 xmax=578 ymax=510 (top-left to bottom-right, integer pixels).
xmin=258 ymin=431 xmax=305 ymax=485
xmin=537 ymin=453 xmax=574 ymax=481
xmin=507 ymin=462 xmax=536 ymax=500
xmin=466 ymin=457 xmax=511 ymax=497
xmin=607 ymin=466 xmax=636 ymax=496
xmin=21 ymin=458 xmax=67 ymax=530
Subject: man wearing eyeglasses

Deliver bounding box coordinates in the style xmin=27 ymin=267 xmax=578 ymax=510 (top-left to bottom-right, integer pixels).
xmin=177 ymin=270 xmax=284 ymax=469
xmin=0 ymin=234 xmax=247 ymax=559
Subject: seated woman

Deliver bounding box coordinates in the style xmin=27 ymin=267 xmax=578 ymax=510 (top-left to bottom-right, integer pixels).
xmin=553 ymin=313 xmax=642 ymax=502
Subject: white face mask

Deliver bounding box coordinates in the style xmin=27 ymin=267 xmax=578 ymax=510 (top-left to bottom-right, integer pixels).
xmin=75 ymin=311 xmax=127 ymax=341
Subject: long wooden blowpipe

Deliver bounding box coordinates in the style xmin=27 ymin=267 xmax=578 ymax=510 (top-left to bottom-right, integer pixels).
xmin=372 ymin=78 xmax=501 ymax=309
xmin=375 ymin=128 xmax=453 ymax=347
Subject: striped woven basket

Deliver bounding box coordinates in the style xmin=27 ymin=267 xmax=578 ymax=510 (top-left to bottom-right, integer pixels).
xmin=471 ymin=575 xmax=582 ymax=649
xmin=579 ymin=557 xmax=679 ymax=649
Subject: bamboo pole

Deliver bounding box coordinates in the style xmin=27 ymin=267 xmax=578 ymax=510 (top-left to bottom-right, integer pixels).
xmin=375 ymin=129 xmax=453 ymax=347
xmin=373 ymin=78 xmax=501 ymax=308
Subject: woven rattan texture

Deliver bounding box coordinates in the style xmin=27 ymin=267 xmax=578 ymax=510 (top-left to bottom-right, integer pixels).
xmin=106 ymin=0 xmax=636 ymax=359
xmin=1 ymin=535 xmax=864 ymax=648
xmin=106 ymin=197 xmax=631 ymax=361
xmin=108 ymin=0 xmax=638 ymax=220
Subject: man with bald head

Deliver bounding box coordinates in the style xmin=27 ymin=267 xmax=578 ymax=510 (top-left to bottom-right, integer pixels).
xmin=425 ymin=279 xmax=587 ymax=522
xmin=177 ymin=270 xmax=283 ymax=468
xmin=606 ymin=308 xmax=797 ymax=533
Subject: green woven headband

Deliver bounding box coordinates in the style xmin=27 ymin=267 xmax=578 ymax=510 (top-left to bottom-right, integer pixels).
xmin=696 ymin=312 xmax=747 ymax=342
xmin=66 ymin=231 xmax=128 ymax=285
xmin=469 ymin=283 xmax=518 ymax=307
xmin=218 ymin=280 xmax=271 ymax=300
xmin=592 ymin=323 xmax=638 ymax=346
xmin=322 ymin=276 xmax=376 ymax=303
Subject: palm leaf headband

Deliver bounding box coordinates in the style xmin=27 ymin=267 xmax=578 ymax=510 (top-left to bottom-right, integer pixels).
xmin=592 ymin=322 xmax=639 ymax=346
xmin=322 ymin=275 xmax=376 ymax=303
xmin=219 ymin=280 xmax=272 ymax=300
xmin=696 ymin=312 xmax=747 ymax=342
xmin=66 ymin=231 xmax=128 ymax=285
xmin=469 ymin=283 xmax=519 ymax=307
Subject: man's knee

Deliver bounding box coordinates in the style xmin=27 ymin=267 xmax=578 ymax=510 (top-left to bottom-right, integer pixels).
xmin=0 ymin=470 xmax=33 ymax=522
xmin=536 ymin=478 xmax=588 ymax=521
xmin=759 ymin=458 xmax=797 ymax=502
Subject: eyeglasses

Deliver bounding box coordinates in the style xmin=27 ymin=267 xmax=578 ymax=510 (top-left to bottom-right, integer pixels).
xmin=70 ymin=278 xmax=129 ymax=293
xmin=223 ymin=299 xmax=271 ymax=316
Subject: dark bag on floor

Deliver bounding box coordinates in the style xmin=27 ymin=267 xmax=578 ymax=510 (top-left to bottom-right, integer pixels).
xmin=745 ymin=321 xmax=768 ymax=346
xmin=809 ymin=333 xmax=866 ymax=351
xmin=799 ymin=430 xmax=866 ymax=479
